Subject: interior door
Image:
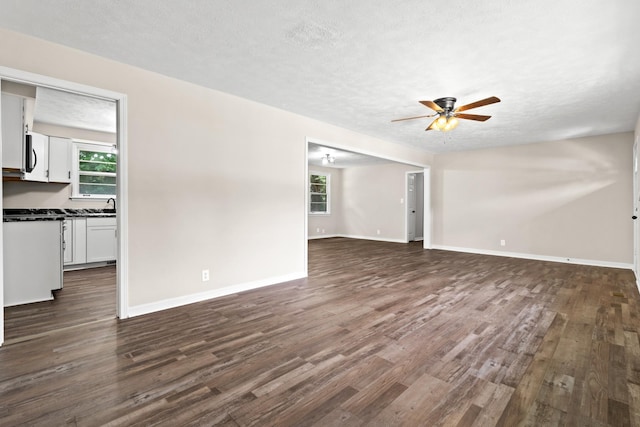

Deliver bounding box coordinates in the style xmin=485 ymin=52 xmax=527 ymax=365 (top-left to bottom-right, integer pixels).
xmin=407 ymin=173 xmax=416 ymax=241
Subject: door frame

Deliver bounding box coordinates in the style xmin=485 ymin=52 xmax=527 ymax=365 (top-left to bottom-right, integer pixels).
xmin=405 ymin=170 xmax=428 ymax=246
xmin=634 ymin=136 xmax=639 ymax=286
xmin=0 ymin=66 xmax=129 ymax=346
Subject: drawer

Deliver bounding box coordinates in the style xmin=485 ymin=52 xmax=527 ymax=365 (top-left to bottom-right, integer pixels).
xmin=86 ymin=217 xmax=116 ymax=227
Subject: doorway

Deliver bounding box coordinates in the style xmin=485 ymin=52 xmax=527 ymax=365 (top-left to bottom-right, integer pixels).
xmin=305 ymin=138 xmax=431 ymax=273
xmin=406 ymin=172 xmax=425 ymax=242
xmin=0 ymin=66 xmax=128 ymax=346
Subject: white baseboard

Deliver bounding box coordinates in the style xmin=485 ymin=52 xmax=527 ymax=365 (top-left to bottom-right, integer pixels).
xmin=308 ymin=234 xmax=407 ymax=243
xmin=338 ymin=234 xmax=407 ymax=244
xmin=128 ymin=271 xmax=307 ymax=317
xmin=308 ymin=234 xmax=341 ymax=240
xmin=432 ymin=244 xmax=634 ymax=270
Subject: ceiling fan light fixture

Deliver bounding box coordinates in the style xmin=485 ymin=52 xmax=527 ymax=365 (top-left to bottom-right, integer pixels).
xmin=434 ymin=114 xmax=459 ymax=132
xmin=445 ymin=116 xmax=459 ymax=131
xmin=435 ymin=115 xmax=448 ymax=129
xmin=392 ymin=96 xmax=500 ymax=134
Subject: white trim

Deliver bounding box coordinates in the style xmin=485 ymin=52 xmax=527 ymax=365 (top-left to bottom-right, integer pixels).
xmin=116 ymin=95 xmax=129 ymax=319
xmin=0 ymin=66 xmax=123 ymax=100
xmin=308 ymin=234 xmax=411 ymax=243
xmin=128 ymin=271 xmax=306 ymax=317
xmin=0 ymin=79 xmax=4 ymax=345
xmin=304 ymin=139 xmax=309 ymax=277
xmin=432 ymin=244 xmax=634 ymax=270
xmin=308 ymin=234 xmax=341 ymax=240
xmin=423 ymin=167 xmax=432 ymax=250
xmin=335 ymin=234 xmax=407 ymax=244
xmin=0 ymin=66 xmax=129 ymax=345
xmin=634 ymin=135 xmax=640 ymax=286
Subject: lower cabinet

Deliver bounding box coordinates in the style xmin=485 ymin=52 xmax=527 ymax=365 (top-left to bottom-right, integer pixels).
xmin=3 ymin=220 xmax=62 ymax=306
xmin=64 ymin=217 xmax=115 ymax=267
xmin=86 ymin=217 xmax=117 ymax=263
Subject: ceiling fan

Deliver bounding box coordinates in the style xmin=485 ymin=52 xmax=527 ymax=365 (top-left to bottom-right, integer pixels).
xmin=392 ymin=96 xmax=501 ymax=132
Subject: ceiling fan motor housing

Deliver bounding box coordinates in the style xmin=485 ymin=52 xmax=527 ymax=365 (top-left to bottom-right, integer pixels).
xmin=434 ymin=97 xmax=456 ymax=113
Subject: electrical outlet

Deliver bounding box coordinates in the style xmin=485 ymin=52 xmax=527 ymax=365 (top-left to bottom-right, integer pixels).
xmin=202 ymin=269 xmax=210 ymax=282
xmin=321 ymin=229 xmax=325 ymax=233
xmin=377 ymin=229 xmax=381 ymax=235
xmin=500 ymin=239 xmax=506 ymax=246
xmin=316 ymin=227 xmax=320 ymax=233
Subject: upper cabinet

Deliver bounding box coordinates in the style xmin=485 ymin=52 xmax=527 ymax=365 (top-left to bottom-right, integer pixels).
xmin=2 ymin=92 xmax=72 ymax=183
xmin=1 ymin=92 xmax=26 ymax=170
xmin=3 ymin=88 xmax=109 ymax=185
xmin=21 ymin=133 xmax=72 ymax=183
xmin=48 ymin=136 xmax=72 ymax=183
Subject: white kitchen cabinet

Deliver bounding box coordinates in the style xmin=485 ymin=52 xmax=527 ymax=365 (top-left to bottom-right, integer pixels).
xmin=74 ymin=218 xmax=87 ymax=264
xmin=1 ymin=92 xmax=25 ymax=170
xmin=63 ymin=218 xmax=87 ymax=266
xmin=86 ymin=217 xmax=117 ymax=263
xmin=3 ymin=220 xmax=63 ymax=306
xmin=48 ymin=136 xmax=72 ymax=183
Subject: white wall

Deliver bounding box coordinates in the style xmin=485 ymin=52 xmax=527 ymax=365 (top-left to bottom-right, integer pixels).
xmin=0 ymin=28 xmax=432 ymax=309
xmin=340 ymin=163 xmax=420 ymax=242
xmin=433 ymin=132 xmax=634 ymax=265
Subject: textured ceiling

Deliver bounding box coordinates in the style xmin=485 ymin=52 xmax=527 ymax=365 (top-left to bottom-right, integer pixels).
xmin=35 ymin=87 xmax=116 ymax=133
xmin=1 ymin=0 xmax=639 ymax=153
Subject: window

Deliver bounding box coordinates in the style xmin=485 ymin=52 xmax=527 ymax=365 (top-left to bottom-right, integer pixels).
xmin=71 ymin=141 xmax=117 ymax=199
xmin=309 ymin=172 xmax=330 ymax=214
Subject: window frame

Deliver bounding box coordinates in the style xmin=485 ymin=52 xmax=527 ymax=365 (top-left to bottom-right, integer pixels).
xmin=309 ymin=171 xmax=331 ymax=215
xmin=70 ymin=140 xmax=118 ymax=200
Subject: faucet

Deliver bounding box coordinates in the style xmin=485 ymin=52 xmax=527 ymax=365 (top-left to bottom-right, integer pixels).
xmin=106 ymin=198 xmax=116 ymax=211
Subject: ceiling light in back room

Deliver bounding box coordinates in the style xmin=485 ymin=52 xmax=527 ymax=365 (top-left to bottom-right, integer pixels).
xmin=321 ymin=154 xmax=335 ymax=165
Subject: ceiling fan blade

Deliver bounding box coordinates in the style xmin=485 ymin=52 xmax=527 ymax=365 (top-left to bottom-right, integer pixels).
xmin=454 ymin=96 xmax=501 ymax=113
xmin=419 ymin=100 xmax=444 ymax=112
xmin=425 ymin=118 xmax=438 ymax=131
xmin=455 ymin=113 xmax=492 ymax=122
xmin=391 ymin=114 xmax=436 ymax=122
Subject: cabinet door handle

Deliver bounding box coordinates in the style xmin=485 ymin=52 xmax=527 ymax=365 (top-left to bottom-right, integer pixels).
xmin=68 ymin=171 xmax=71 ymax=179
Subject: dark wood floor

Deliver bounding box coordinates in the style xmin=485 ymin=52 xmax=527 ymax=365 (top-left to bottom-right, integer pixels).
xmin=3 ymin=266 xmax=117 ymax=343
xmin=1 ymin=238 xmax=638 ymax=426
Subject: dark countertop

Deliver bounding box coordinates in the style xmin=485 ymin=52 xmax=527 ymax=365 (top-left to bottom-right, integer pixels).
xmin=3 ymin=208 xmax=116 ymax=222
